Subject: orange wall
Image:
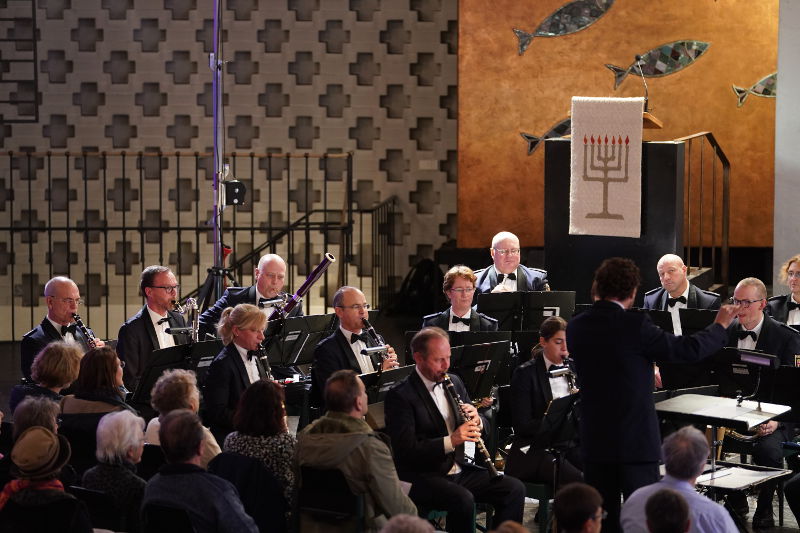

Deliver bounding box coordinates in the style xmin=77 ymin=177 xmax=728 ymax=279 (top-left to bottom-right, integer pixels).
xmin=458 ymin=0 xmax=777 ymax=248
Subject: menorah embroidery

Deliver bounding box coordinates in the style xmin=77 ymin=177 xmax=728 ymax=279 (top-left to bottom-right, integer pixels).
xmin=582 ymin=134 xmax=630 ymax=220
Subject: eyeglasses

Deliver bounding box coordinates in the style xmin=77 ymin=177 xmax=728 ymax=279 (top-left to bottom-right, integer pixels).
xmin=729 ymin=297 xmax=764 ymax=308
xmin=448 ymin=287 xmax=475 ymax=295
xmin=787 ymin=271 xmax=800 ymax=279
xmin=493 ymin=248 xmax=521 ymax=256
xmin=594 ymin=510 xmax=608 ymax=521
xmin=337 ymin=304 xmax=371 ymax=311
xmin=151 ymin=285 xmax=180 ymax=293
xmin=118 ymin=360 xmax=126 ymax=368
xmin=51 ymin=297 xmax=83 ymax=306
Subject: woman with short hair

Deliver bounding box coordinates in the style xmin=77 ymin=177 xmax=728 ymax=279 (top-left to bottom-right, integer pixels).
xmin=9 ymin=342 xmax=82 ymax=412
xmin=145 ymin=368 xmax=220 ymax=467
xmin=421 ymin=265 xmax=498 ymax=332
xmin=82 ymin=410 xmax=146 ymax=533
xmin=60 ymin=347 xmax=132 ymax=416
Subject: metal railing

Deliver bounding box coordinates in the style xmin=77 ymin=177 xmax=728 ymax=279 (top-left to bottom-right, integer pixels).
xmin=674 ymin=132 xmax=730 ymax=296
xmin=0 ymin=149 xmax=398 ymax=341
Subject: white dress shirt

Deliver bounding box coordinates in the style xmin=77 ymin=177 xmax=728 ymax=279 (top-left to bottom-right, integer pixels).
xmin=341 ymin=326 xmax=375 ymax=374
xmin=666 ymin=285 xmax=690 ymax=336
xmin=494 ymin=266 xmax=518 ymax=291
xmin=48 ymin=316 xmax=76 ymax=343
xmin=544 ymin=357 xmax=571 ymax=399
xmin=147 ymin=306 xmax=175 ymax=350
xmin=448 ymin=309 xmax=471 ymax=332
xmin=234 ymin=343 xmax=261 ymax=384
xmin=737 ymin=314 xmax=764 ymax=351
xmin=415 ymin=367 xmax=462 ymax=474
xmin=788 ymin=295 xmax=800 ymax=326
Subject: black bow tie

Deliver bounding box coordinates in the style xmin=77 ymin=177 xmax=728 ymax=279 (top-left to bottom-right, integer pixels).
xmin=788 ymin=300 xmax=800 ymax=311
xmin=451 ymin=315 xmax=471 ymax=325
xmin=156 ymin=317 xmax=170 ymax=326
xmin=497 ymin=272 xmax=516 ymax=283
xmin=737 ymin=329 xmax=757 ymax=342
xmin=60 ymin=324 xmax=76 ymax=336
xmin=350 ymin=332 xmax=369 ymax=344
xmin=667 ymin=296 xmax=687 ymax=308
xmin=247 ymin=350 xmax=260 ymax=361
xmin=433 ymin=381 xmax=444 ymax=389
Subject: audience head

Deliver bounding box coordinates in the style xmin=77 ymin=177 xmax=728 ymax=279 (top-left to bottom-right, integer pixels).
xmin=645 ymin=488 xmax=690 ymax=533
xmin=158 ymin=409 xmax=204 ymax=465
xmin=490 ymin=521 xmax=530 ymax=533
xmin=593 ymin=257 xmax=640 ymax=305
xmin=490 ymin=231 xmax=521 ymax=275
xmin=95 ymin=410 xmax=146 ymax=465
xmin=411 ymin=327 xmax=451 ymax=383
xmin=150 ymin=368 xmax=200 ymax=415
xmin=31 ymin=341 xmax=82 ymax=390
xmin=325 ymin=370 xmax=368 ymax=418
xmin=255 ymin=254 xmax=287 ymax=299
xmin=379 ymin=513 xmax=435 ymax=533
xmin=74 ymin=346 xmax=124 ymax=397
xmin=140 ymin=265 xmax=178 ymax=314
xmin=732 ymin=277 xmax=768 ymax=329
xmin=553 ymin=482 xmax=604 ymax=533
xmin=217 ymin=303 xmax=267 ymax=348
xmin=662 ymin=425 xmax=709 ymax=481
xmin=535 ymin=316 xmax=568 ymax=366
xmin=333 ymin=286 xmax=369 ymax=332
xmin=12 ymin=396 xmax=60 ymax=441
xmin=656 ymin=254 xmax=688 ymax=297
xmin=11 ymin=426 xmax=71 ymax=481
xmin=779 ymin=254 xmax=800 ymax=295
xmin=233 ymin=380 xmax=287 ymax=436
xmin=44 ymin=276 xmax=80 ymax=325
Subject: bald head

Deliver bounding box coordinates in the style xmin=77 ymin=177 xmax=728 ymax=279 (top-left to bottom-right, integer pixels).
xmin=44 ymin=277 xmax=80 ymax=325
xmin=255 ymin=254 xmax=287 ymax=299
xmin=656 ymin=254 xmax=688 ymax=298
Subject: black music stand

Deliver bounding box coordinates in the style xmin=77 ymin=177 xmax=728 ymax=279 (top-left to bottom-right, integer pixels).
xmin=537 ymin=392 xmax=580 ymax=509
xmin=130 ymin=340 xmax=223 ymax=418
xmin=713 ymin=347 xmax=779 ymax=402
xmin=640 ymin=309 xmax=674 ymax=333
xmin=521 ymin=291 xmax=576 ymax=330
xmin=263 ymin=313 xmax=336 ymax=376
xmin=678 ymin=308 xmax=717 ymax=336
xmin=448 ymin=342 xmax=507 ymax=401
xmin=360 ymin=365 xmax=415 ymax=429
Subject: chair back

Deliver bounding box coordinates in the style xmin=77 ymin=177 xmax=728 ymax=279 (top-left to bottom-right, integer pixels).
xmin=138 ymin=443 xmax=166 ymax=480
xmin=58 ymin=412 xmax=105 ymax=476
xmin=67 ymin=485 xmax=122 ymax=531
xmin=208 ymin=451 xmax=288 ymax=533
xmin=297 ymin=466 xmax=364 ymax=532
xmin=141 ymin=503 xmax=195 ymax=533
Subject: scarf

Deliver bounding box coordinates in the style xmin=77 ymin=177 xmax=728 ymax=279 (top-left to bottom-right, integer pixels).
xmin=0 ymin=478 xmax=64 ymax=510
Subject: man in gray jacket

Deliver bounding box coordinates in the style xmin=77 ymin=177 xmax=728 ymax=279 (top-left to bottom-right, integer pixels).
xmin=296 ymin=369 xmax=417 ymax=532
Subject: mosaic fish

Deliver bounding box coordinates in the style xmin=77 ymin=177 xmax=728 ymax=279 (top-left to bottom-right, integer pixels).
xmin=520 ymin=118 xmax=571 ymax=155
xmin=732 ymin=72 xmax=777 ymax=107
xmin=605 ymin=40 xmax=711 ymax=89
xmin=513 ymin=0 xmax=614 ymax=56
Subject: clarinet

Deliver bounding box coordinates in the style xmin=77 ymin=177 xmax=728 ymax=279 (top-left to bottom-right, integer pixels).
xmin=361 ymin=317 xmax=391 ymax=370
xmin=256 ymin=342 xmax=274 ymax=380
xmin=71 ymin=312 xmax=98 ymax=350
xmin=442 ymin=374 xmax=501 ymax=478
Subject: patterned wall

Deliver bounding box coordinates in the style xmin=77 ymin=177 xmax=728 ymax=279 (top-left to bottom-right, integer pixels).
xmin=0 ymin=0 xmax=458 ymax=340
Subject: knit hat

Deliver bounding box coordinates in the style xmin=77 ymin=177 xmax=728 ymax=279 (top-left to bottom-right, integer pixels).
xmin=10 ymin=426 xmax=71 ymax=481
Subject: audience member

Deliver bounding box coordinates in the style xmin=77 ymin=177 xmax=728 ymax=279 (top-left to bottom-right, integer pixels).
xmin=645 ymin=488 xmax=690 ymax=533
xmin=60 ymin=346 xmax=133 ymax=416
xmin=82 ymin=410 xmax=147 ymax=533
xmin=9 ymin=341 xmax=82 ymax=413
xmin=142 ymin=409 xmax=257 ymax=533
xmin=146 ymin=368 xmax=220 ymax=468
xmin=553 ymin=482 xmax=604 ymax=533
xmin=0 ymin=426 xmax=92 ymax=533
xmin=380 ymin=513 xmax=436 ymax=533
xmin=491 ymin=521 xmax=531 ymax=533
xmin=12 ymin=396 xmax=60 ymax=441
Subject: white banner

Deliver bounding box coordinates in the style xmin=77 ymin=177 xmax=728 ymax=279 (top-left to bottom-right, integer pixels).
xmin=569 ymin=96 xmax=644 ymax=238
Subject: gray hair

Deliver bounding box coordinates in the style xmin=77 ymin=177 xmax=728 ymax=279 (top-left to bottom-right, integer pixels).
xmin=332 ymin=286 xmax=361 ymax=308
xmin=380 ymin=514 xmax=435 ymax=533
xmin=662 ymin=425 xmax=709 ymax=480
xmin=95 ymin=410 xmax=145 ymax=464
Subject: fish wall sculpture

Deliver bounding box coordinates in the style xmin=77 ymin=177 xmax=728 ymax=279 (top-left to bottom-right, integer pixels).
xmin=605 ymin=40 xmax=711 ymax=89
xmin=520 ymin=118 xmax=572 ymax=155
xmin=732 ymin=72 xmax=777 ymax=107
xmin=513 ymin=0 xmax=614 ymax=56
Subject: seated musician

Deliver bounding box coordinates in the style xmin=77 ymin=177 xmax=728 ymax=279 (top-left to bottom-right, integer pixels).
xmin=473 ymin=231 xmax=549 ymax=296
xmin=422 ymin=265 xmax=498 ymax=332
xmin=505 ymin=316 xmax=582 ymax=487
xmin=767 ymin=254 xmax=800 ymax=326
xmin=725 ymin=277 xmax=800 ymax=528
xmin=309 ymin=286 xmax=399 ymax=409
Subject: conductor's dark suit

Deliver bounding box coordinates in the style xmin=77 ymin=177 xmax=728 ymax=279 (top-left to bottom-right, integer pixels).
xmin=505 ymin=356 xmax=582 ymax=486
xmin=421 ymin=307 xmax=498 ymax=332
xmin=198 ymin=286 xmax=303 ymax=339
xmin=309 ymin=329 xmax=381 ymax=408
xmin=384 ymin=371 xmax=525 ymax=533
xmin=202 ymin=343 xmax=265 ymax=443
xmin=767 ymin=294 xmax=799 ymax=324
xmin=116 ymin=306 xmax=189 ymax=391
xmin=642 ymin=284 xmax=721 ymax=310
xmin=20 ymin=318 xmax=96 ymax=380
xmin=473 ymin=265 xmax=549 ymax=295
xmin=566 ymin=300 xmax=728 ymax=533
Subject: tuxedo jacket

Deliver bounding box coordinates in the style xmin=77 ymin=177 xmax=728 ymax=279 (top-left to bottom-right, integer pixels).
xmin=310 ymin=329 xmax=381 ymax=407
xmin=421 ymin=307 xmax=498 ymax=332
xmin=20 ymin=317 xmax=96 ymax=379
xmin=725 ymin=312 xmax=800 ymax=366
xmin=473 ymin=265 xmax=549 ymax=297
xmin=117 ymin=306 xmax=189 ymax=390
xmin=198 ymin=285 xmax=303 ymax=339
xmin=767 ymin=294 xmax=798 ymax=324
xmin=567 ymin=300 xmax=728 ymax=464
xmin=642 ymin=283 xmax=721 ymax=311
xmin=384 ymin=371 xmax=486 ymax=479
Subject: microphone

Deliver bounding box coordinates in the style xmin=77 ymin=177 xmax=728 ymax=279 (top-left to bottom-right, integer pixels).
xmin=634 ymin=54 xmax=650 ymax=113
xmin=165 ymin=327 xmax=194 ymax=336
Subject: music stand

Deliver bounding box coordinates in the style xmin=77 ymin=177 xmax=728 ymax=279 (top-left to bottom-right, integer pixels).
xmin=768 ymin=366 xmax=800 ymax=423
xmin=476 ymin=292 xmax=525 ymax=330
xmin=537 ymin=393 xmax=580 ymax=493
xmin=130 ymin=340 xmax=223 ymax=417
xmin=263 ymin=313 xmax=336 ymax=375
xmin=713 ymin=347 xmax=779 ymax=402
xmin=678 ymin=308 xmax=717 ymax=336
xmin=448 ymin=341 xmax=507 ymax=401
xmin=521 ymin=291 xmax=576 ymax=330
xmin=360 ymin=365 xmax=415 ymax=429
xmin=640 ymin=309 xmax=674 ymax=333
